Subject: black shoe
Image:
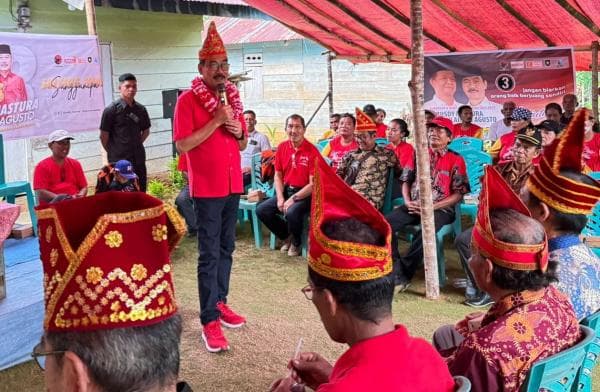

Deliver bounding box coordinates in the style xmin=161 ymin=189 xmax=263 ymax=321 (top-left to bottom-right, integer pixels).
xmin=464 ymin=293 xmax=494 ymax=308
xmin=395 ymin=275 xmax=411 ymax=292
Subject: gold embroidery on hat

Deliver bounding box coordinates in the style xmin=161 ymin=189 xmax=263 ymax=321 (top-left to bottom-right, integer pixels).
xmin=50 ymin=248 xmax=59 ymax=267
xmin=104 ymin=231 xmax=123 ymax=248
xmin=37 ymin=204 xmax=166 ymax=330
xmin=86 ymin=267 xmax=104 ymax=285
xmin=131 ymin=264 xmax=148 ymax=281
xmin=152 ymin=224 xmax=168 ymax=242
xmin=45 ymin=225 xmax=53 ymax=243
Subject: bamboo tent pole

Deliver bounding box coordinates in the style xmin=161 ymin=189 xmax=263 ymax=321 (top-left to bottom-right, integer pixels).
xmin=592 ymin=41 xmax=598 ymax=122
xmin=409 ymin=0 xmax=440 ymax=299
xmin=84 ymin=0 xmax=97 ymax=36
xmin=327 ymin=52 xmax=334 ymax=116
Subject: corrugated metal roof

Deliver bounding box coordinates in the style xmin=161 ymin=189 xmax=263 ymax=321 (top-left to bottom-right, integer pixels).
xmin=203 ymin=16 xmax=303 ymax=44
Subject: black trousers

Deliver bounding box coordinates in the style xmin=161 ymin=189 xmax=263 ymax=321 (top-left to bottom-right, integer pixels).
xmin=256 ymin=187 xmax=310 ymax=247
xmin=385 ymin=205 xmax=455 ymax=281
xmin=455 ymin=227 xmax=483 ymax=298
xmin=193 ymin=194 xmax=240 ymax=325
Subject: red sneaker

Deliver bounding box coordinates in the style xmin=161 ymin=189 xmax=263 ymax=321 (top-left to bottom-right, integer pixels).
xmin=217 ymin=301 xmax=246 ymax=328
xmin=202 ymin=320 xmax=229 ymax=353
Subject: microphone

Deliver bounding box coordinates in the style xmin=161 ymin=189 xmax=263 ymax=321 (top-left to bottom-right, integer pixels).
xmin=217 ymin=83 xmax=228 ymax=105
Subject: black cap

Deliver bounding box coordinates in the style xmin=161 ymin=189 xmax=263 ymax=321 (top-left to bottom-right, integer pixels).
xmin=0 ymin=45 xmax=11 ymax=55
xmin=516 ymin=125 xmax=542 ymax=147
xmin=536 ymin=120 xmax=564 ymax=135
xmin=118 ymin=73 xmax=137 ymax=82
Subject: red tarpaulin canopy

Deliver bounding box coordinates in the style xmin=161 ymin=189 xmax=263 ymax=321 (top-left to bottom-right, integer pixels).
xmin=243 ymin=0 xmax=600 ymax=71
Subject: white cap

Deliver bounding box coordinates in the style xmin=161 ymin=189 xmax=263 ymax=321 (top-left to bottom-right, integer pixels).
xmin=48 ymin=130 xmax=74 ymax=143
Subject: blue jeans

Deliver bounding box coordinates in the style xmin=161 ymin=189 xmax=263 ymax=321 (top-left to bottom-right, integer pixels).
xmin=193 ymin=194 xmax=240 ymax=325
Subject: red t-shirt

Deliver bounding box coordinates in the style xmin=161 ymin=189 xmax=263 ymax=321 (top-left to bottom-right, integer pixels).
xmin=173 ymin=88 xmax=247 ymax=198
xmin=177 ymin=153 xmax=187 ymax=172
xmin=583 ymin=132 xmax=600 ymax=171
xmin=327 ymin=136 xmax=358 ymax=170
xmin=376 ymin=123 xmax=387 ymax=138
xmin=33 ymin=157 xmax=87 ymax=203
xmin=317 ymin=325 xmax=455 ymax=392
xmin=274 ymin=139 xmax=320 ymax=188
xmin=452 ymin=123 xmax=482 ymax=138
xmin=386 ymin=141 xmax=415 ymax=170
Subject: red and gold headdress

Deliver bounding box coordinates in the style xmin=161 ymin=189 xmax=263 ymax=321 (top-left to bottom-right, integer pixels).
xmin=199 ymin=21 xmax=227 ymax=61
xmin=309 ymin=157 xmax=392 ymax=281
xmin=36 ymin=192 xmax=185 ymax=332
xmin=472 ymin=165 xmax=548 ymax=272
xmin=355 ymin=107 xmax=377 ymax=133
xmin=527 ymin=109 xmax=600 ymax=214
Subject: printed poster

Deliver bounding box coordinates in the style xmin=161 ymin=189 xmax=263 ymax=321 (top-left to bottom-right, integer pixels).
xmin=0 ymin=32 xmax=104 ymax=140
xmin=424 ymin=47 xmax=575 ymax=128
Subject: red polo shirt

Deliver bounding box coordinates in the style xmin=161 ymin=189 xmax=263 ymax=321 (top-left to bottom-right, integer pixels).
xmin=317 ymin=325 xmax=455 ymax=392
xmin=0 ymin=72 xmax=27 ymax=105
xmin=327 ymin=136 xmax=358 ymax=170
xmin=33 ymin=157 xmax=87 ymax=204
xmin=274 ymin=139 xmax=320 ymax=188
xmin=386 ymin=141 xmax=415 ymax=170
xmin=173 ymin=89 xmax=247 ymax=198
xmin=376 ymin=123 xmax=387 ymax=138
xmin=583 ymin=132 xmax=600 ymax=171
xmin=452 ymin=123 xmax=482 ymax=138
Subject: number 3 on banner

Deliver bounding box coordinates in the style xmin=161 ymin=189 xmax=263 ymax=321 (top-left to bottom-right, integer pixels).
xmin=495 ymin=74 xmax=516 ymax=92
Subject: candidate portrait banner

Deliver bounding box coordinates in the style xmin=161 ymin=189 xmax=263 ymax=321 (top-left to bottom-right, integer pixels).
xmin=0 ymin=32 xmax=104 ymax=140
xmin=424 ymin=47 xmax=575 ymax=129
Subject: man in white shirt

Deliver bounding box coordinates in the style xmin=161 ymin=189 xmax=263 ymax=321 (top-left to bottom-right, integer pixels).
xmin=241 ymin=110 xmax=272 ymax=186
xmin=461 ymin=71 xmax=503 ymax=129
xmin=487 ymin=101 xmax=516 ymax=142
xmin=424 ymin=69 xmax=462 ymax=123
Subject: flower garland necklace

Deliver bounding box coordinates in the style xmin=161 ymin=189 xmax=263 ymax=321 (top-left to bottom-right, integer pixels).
xmin=190 ymin=77 xmax=244 ymax=119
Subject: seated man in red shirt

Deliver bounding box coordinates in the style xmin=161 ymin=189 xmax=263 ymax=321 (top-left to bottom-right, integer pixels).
xmin=321 ymin=113 xmax=358 ymax=170
xmin=452 ymin=105 xmax=482 ymax=138
xmin=33 ymin=130 xmax=87 ymax=205
xmin=270 ymin=158 xmax=455 ymax=392
xmin=386 ymin=117 xmax=470 ymax=291
xmin=257 ymin=114 xmax=320 ymax=257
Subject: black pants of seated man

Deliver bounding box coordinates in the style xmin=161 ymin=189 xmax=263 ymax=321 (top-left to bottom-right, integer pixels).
xmin=385 ymin=205 xmax=455 ymax=283
xmin=256 ymin=187 xmax=310 ymax=247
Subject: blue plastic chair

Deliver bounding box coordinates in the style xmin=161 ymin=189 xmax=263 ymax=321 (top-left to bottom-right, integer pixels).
xmin=581 ymin=202 xmax=600 ymax=258
xmin=572 ymin=311 xmax=600 ymax=392
xmin=454 ymin=375 xmax=471 ymax=391
xmin=0 ymin=134 xmax=37 ymax=236
xmin=522 ymin=325 xmax=595 ymax=392
xmin=238 ymin=153 xmax=274 ymax=248
xmin=449 ymin=137 xmax=483 ymax=153
xmin=375 ymin=137 xmax=389 ymax=147
xmin=316 ymin=139 xmax=331 ymax=152
xmin=458 ymin=150 xmax=492 ymax=222
xmin=587 ymin=171 xmax=600 ymax=181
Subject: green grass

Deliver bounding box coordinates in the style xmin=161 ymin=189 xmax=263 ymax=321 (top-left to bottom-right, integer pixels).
xmin=1 ymin=224 xmax=598 ymax=391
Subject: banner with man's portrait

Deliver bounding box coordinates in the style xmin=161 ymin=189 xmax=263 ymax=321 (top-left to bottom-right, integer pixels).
xmin=424 ymin=47 xmax=575 ymax=129
xmin=0 ymin=32 xmax=104 ymax=140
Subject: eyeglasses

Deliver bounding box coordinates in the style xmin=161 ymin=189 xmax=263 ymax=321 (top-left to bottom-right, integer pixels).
xmin=300 ymin=284 xmax=321 ymax=300
xmin=354 ymin=133 xmax=371 ymax=141
xmin=204 ymin=61 xmax=230 ymax=72
xmin=31 ymin=341 xmax=66 ymax=370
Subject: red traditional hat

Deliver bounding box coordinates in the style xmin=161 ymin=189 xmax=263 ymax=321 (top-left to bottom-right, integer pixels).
xmin=355 ymin=107 xmax=377 ymax=133
xmin=309 ymin=157 xmax=392 ymax=281
xmin=527 ymin=109 xmax=600 ymax=214
xmin=199 ymin=21 xmax=227 ymax=61
xmin=36 ymin=192 xmax=185 ymax=332
xmin=428 ymin=117 xmax=453 ymax=133
xmin=472 ymin=165 xmax=548 ymax=272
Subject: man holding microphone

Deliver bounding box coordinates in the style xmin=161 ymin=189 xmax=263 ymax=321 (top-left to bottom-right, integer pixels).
xmin=174 ymin=21 xmax=247 ymax=353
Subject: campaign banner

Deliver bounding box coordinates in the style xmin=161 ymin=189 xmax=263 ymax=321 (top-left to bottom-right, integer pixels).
xmin=424 ymin=47 xmax=575 ymax=128
xmin=0 ymin=32 xmax=104 ymax=140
